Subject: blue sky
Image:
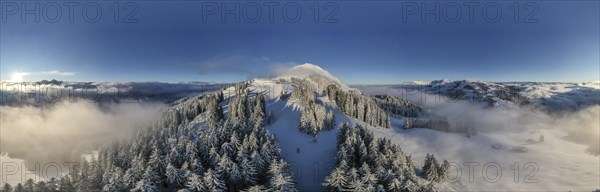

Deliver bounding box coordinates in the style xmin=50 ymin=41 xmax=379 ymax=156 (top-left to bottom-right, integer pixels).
xmin=1 ymin=1 xmax=598 ymax=84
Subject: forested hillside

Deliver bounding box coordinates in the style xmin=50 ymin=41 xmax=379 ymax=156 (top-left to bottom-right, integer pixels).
xmin=7 ymin=83 xmax=297 ymax=192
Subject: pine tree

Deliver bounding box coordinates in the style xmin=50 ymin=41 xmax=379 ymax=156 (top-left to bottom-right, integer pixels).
xmin=250 ymin=151 xmax=266 ymax=174
xmin=346 ymin=178 xmax=365 ymax=192
xmin=268 ymin=173 xmax=296 ymax=192
xmin=267 ymin=111 xmax=275 ymax=125
xmin=206 ymin=95 xmax=224 ymax=128
xmin=35 ymin=181 xmax=48 ymax=192
xmin=102 ymin=168 xmax=124 ymax=192
xmin=166 ymin=163 xmax=186 ymax=187
xmin=325 ymin=110 xmax=335 ymax=129
xmin=422 ymin=153 xmax=439 ymax=182
xmin=405 ymin=155 xmax=416 ymax=173
xmin=148 ymin=145 xmax=167 ymax=183
xmin=189 ymin=158 xmax=205 ymax=176
xmin=203 ymin=169 xmax=226 ymax=192
xmin=124 ymin=155 xmax=145 ymax=189
xmin=216 ymin=155 xmax=238 ymax=187
xmin=169 ymin=144 xmax=185 ymax=168
xmin=252 ymin=94 xmax=266 ymax=128
xmin=361 ymin=168 xmax=378 ymax=190
xmin=266 ymin=160 xmax=296 ymax=192
xmin=14 ymin=184 xmax=24 ymax=192
xmin=323 ymin=167 xmax=346 ymax=191
xmin=133 ymin=178 xmax=159 ymax=192
xmin=132 ymin=167 xmax=160 ymax=192
xmin=185 ymin=142 xmax=199 ymax=164
xmin=239 ymin=158 xmax=258 ymax=186
xmin=242 ymin=185 xmax=267 ymax=192
xmin=208 ymin=147 xmax=220 ymax=167
xmin=424 ymin=182 xmax=439 ymax=192
xmin=387 ymin=178 xmax=402 ymax=192
xmin=24 ymin=179 xmax=34 ymax=192
xmin=185 ymin=173 xmax=204 ymax=192
xmin=1 ymin=183 xmax=12 ymax=192
xmin=400 ymin=178 xmax=418 ymax=192
xmin=58 ymin=176 xmax=75 ymax=192
xmin=438 ymin=160 xmax=451 ymax=182
xmin=89 ymin=159 xmax=105 ymax=191
xmin=217 ymin=91 xmax=224 ymax=102
xmin=47 ymin=178 xmax=59 ymax=192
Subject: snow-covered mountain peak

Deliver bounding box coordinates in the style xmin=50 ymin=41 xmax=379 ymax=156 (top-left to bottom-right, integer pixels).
xmin=273 ymin=63 xmax=352 ymax=91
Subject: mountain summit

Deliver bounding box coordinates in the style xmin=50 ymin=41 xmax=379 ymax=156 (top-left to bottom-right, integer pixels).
xmin=274 ymin=63 xmax=351 ymax=90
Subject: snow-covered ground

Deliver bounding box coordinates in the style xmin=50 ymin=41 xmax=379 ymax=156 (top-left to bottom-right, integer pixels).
xmin=366 ymin=117 xmax=600 ymax=191
xmin=353 ymin=82 xmax=600 ymax=191
xmin=520 ymin=82 xmax=600 ymax=111
xmin=249 ymin=68 xmax=600 ymax=191
xmin=248 ymin=78 xmax=338 ymax=191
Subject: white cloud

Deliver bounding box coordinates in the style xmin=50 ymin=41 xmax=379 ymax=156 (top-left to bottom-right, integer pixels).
xmin=42 ymin=70 xmax=75 ymax=76
xmin=0 ymin=101 xmax=167 ymax=171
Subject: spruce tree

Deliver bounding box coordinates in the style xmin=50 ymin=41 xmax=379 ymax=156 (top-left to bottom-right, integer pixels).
xmin=1 ymin=183 xmax=12 ymax=192
xmin=323 ymin=167 xmax=346 ymax=191
xmin=438 ymin=160 xmax=451 ymax=182
xmin=14 ymin=184 xmax=24 ymax=192
xmin=422 ymin=153 xmax=439 ymax=182
xmin=185 ymin=173 xmax=204 ymax=192
xmin=242 ymin=185 xmax=267 ymax=192
xmin=203 ymin=169 xmax=226 ymax=192
xmin=166 ymin=163 xmax=186 ymax=187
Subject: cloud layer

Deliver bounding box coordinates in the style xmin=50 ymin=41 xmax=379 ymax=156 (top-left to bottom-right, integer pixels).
xmin=0 ymin=101 xmax=166 ymax=167
xmin=41 ymin=71 xmax=75 ymax=77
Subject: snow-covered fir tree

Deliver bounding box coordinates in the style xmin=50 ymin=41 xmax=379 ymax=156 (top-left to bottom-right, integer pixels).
xmin=324 ymin=123 xmax=448 ymax=192
xmin=325 ymin=85 xmax=390 ymax=128
xmin=203 ymin=168 xmax=226 ymax=192
xmin=184 ymin=173 xmax=204 ymax=192
xmin=422 ymin=153 xmax=440 ymax=182
xmin=1 ymin=183 xmax=12 ymax=192
xmin=292 ymin=77 xmax=336 ymax=136
xmin=166 ymin=163 xmax=186 ymax=187
xmin=422 ymin=153 xmax=451 ymax=182
xmin=438 ymin=160 xmax=451 ymax=182
xmin=372 ymin=94 xmax=422 ymax=118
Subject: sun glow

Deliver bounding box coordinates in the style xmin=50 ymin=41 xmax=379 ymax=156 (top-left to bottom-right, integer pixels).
xmin=10 ymin=72 xmax=29 ymax=82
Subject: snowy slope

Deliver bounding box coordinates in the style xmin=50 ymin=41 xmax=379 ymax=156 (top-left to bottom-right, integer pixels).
xmin=353 ymin=79 xmax=600 ymax=191
xmin=247 ymin=78 xmax=338 ymax=191
xmin=252 ymin=66 xmax=600 ymax=191
xmin=366 ymin=116 xmax=600 ymax=191
xmin=519 ymin=82 xmax=600 ymax=111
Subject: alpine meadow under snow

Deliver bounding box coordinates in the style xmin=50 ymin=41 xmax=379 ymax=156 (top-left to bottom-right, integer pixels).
xmin=1 ymin=64 xmax=599 ymax=192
